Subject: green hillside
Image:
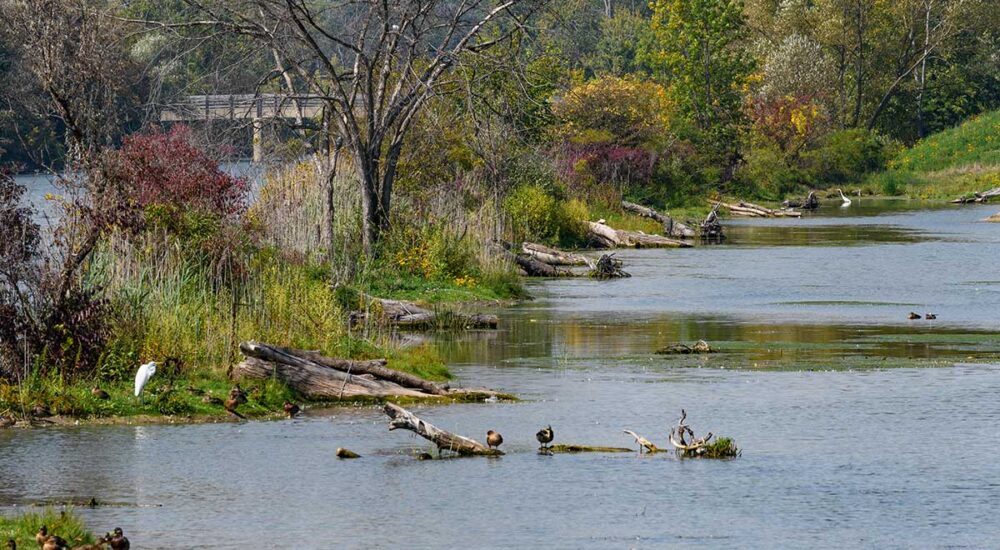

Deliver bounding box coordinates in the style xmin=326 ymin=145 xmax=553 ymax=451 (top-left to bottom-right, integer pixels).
xmin=872 ymin=110 xmax=1000 ymax=198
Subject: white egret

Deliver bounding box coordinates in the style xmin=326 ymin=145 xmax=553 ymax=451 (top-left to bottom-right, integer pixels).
xmin=134 ymin=361 xmax=157 ymax=398
xmin=837 ymin=188 xmax=852 ymax=207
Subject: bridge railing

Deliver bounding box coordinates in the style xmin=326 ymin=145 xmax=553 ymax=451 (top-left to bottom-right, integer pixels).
xmin=160 ymin=94 xmax=326 ymax=121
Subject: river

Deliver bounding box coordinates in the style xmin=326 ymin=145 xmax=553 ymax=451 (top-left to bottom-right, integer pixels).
xmin=1 ymin=199 xmax=999 ymax=548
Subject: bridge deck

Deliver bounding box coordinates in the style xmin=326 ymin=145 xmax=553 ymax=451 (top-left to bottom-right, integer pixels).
xmin=160 ymin=94 xmax=325 ymax=121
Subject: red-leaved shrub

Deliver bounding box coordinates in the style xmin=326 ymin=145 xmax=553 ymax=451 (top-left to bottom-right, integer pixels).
xmin=112 ymin=125 xmax=249 ymax=217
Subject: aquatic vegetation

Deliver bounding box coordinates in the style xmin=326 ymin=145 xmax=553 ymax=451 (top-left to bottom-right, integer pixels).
xmin=0 ymin=508 xmax=95 ymax=549
xmin=699 ymin=437 xmax=740 ymax=459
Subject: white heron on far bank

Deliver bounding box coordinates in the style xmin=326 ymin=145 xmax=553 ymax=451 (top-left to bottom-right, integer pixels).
xmin=837 ymin=188 xmax=852 ymax=207
xmin=134 ymin=361 xmax=157 ymax=399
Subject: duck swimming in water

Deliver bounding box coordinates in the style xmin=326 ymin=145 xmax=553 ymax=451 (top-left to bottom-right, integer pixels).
xmin=908 ymin=312 xmax=922 ymax=320
xmin=925 ymin=313 xmax=937 ymax=320
xmin=108 ymin=529 xmax=129 ymax=550
xmin=283 ymin=401 xmax=300 ymax=418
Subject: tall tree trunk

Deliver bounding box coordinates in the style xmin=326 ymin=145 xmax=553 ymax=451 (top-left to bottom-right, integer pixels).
xmin=852 ymin=0 xmax=866 ymax=127
xmin=916 ymin=0 xmax=932 ymax=138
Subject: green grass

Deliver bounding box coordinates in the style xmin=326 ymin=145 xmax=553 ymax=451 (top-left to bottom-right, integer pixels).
xmin=0 ymin=508 xmax=96 ymax=549
xmin=869 ymin=110 xmax=1000 ymax=198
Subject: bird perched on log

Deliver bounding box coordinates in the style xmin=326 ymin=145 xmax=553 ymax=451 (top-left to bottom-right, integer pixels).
xmin=908 ymin=312 xmax=922 ymax=320
xmin=536 ymin=425 xmax=554 ymax=450
xmin=283 ymin=401 xmax=300 ymax=418
xmin=224 ymin=386 xmax=248 ymax=419
xmin=108 ymin=528 xmax=129 ymax=550
xmin=91 ymin=387 xmax=110 ymax=400
xmin=925 ymin=313 xmax=937 ymax=320
xmin=486 ymin=430 xmax=503 ymax=450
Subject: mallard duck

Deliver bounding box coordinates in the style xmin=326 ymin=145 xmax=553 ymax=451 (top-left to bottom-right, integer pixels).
xmin=925 ymin=313 xmax=937 ymax=320
xmin=41 ymin=535 xmax=67 ymax=550
xmin=71 ymin=534 xmax=109 ymax=550
xmin=6 ymin=538 xmax=15 ymax=550
xmin=0 ymin=415 xmax=15 ymax=429
xmin=201 ymin=393 xmax=223 ymax=406
xmin=536 ymin=425 xmax=554 ymax=449
xmin=91 ymin=387 xmax=110 ymax=400
xmin=486 ymin=430 xmax=503 ymax=450
xmin=36 ymin=526 xmax=48 ymax=546
xmin=224 ymin=386 xmax=248 ymax=419
xmin=283 ymin=401 xmax=300 ymax=418
xmin=31 ymin=404 xmax=51 ymax=418
xmin=908 ymin=312 xmax=922 ymax=320
xmin=108 ymin=529 xmax=128 ymax=550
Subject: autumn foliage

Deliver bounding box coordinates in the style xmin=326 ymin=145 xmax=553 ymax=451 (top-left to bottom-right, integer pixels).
xmin=111 ymin=125 xmax=249 ymax=217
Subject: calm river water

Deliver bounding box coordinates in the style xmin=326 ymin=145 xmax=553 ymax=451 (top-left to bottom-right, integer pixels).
xmin=2 ymin=199 xmax=999 ymax=549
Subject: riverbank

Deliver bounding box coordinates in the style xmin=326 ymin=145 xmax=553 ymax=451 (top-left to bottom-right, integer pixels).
xmin=0 ymin=509 xmax=97 ymax=549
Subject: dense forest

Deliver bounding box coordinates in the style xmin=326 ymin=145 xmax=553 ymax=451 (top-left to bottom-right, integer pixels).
xmin=0 ymin=0 xmax=998 ymax=413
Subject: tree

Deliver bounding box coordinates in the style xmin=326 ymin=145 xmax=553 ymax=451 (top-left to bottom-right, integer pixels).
xmin=642 ymin=0 xmax=754 ymax=166
xmin=156 ymin=0 xmax=540 ymax=257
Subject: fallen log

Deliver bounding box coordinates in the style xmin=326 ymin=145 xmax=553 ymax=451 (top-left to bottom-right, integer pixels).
xmin=716 ymin=200 xmax=802 ymax=218
xmin=235 ymin=341 xmax=473 ymax=399
xmin=546 ymin=444 xmax=633 ymax=453
xmin=700 ymin=202 xmax=725 ymax=242
xmin=490 ymin=241 xmax=575 ymax=277
xmin=522 ymin=242 xmax=592 ymax=267
xmin=951 ymin=187 xmax=1000 ymax=204
xmin=783 ymin=190 xmax=819 ymax=210
xmin=268 ymin=344 xmax=447 ymax=395
xmin=589 ymin=253 xmax=630 ymax=279
xmin=384 ymin=403 xmax=503 ymax=456
xmin=623 ymin=430 xmax=661 ymax=453
xmin=668 ymin=409 xmax=738 ymax=458
xmin=621 ymin=201 xmax=696 ymax=238
xmin=586 ymin=220 xmax=693 ymax=248
xmin=986 ymin=211 xmax=1000 ymax=223
xmin=353 ymin=295 xmax=498 ymax=329
xmin=234 ymin=356 xmax=427 ymax=399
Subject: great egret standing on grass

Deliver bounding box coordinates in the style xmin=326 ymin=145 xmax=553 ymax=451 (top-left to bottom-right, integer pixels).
xmin=837 ymin=188 xmax=852 ymax=207
xmin=134 ymin=361 xmax=157 ymax=399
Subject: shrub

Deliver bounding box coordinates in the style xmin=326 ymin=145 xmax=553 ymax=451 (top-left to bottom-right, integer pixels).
xmin=802 ymin=128 xmax=893 ymax=186
xmin=504 ymin=184 xmax=560 ymax=241
xmin=110 ymin=125 xmax=249 ymax=218
xmin=742 ymin=145 xmax=804 ymax=198
xmin=553 ymin=76 xmax=675 ymax=149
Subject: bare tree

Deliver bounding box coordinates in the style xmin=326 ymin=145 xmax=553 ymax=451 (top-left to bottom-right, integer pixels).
xmin=158 ymin=0 xmax=540 ymax=257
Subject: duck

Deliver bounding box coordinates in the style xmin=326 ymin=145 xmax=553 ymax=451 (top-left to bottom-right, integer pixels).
xmin=0 ymin=415 xmax=15 ymax=429
xmin=41 ymin=535 xmax=68 ymax=550
xmin=908 ymin=312 xmax=922 ymax=320
xmin=36 ymin=526 xmax=49 ymax=546
xmin=6 ymin=538 xmax=15 ymax=550
xmin=108 ymin=529 xmax=129 ymax=550
xmin=925 ymin=313 xmax=937 ymax=320
xmin=283 ymin=401 xmax=300 ymax=418
xmin=71 ymin=534 xmax=109 ymax=550
xmin=486 ymin=430 xmax=503 ymax=450
xmin=837 ymin=188 xmax=852 ymax=207
xmin=31 ymin=404 xmax=51 ymax=418
xmin=536 ymin=425 xmax=554 ymax=449
xmin=224 ymin=386 xmax=248 ymax=419
xmin=91 ymin=387 xmax=110 ymax=400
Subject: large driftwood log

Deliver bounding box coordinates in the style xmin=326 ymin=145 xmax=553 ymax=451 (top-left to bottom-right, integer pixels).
xmin=700 ymin=202 xmax=724 ymax=242
xmin=586 ymin=221 xmax=693 ymax=249
xmin=952 ymin=187 xmax=1000 ymax=204
xmin=234 ymin=356 xmax=427 ymax=399
xmin=384 ymin=403 xmax=503 ymax=456
xmin=716 ymin=200 xmax=802 ymax=218
xmin=621 ymin=201 xmax=696 ymax=238
xmin=783 ymin=191 xmax=819 ymax=210
xmin=353 ymin=295 xmax=498 ymax=329
xmin=269 ymin=344 xmax=447 ymax=395
xmin=522 ymin=242 xmax=592 ymax=267
xmin=490 ymin=240 xmax=575 ymax=277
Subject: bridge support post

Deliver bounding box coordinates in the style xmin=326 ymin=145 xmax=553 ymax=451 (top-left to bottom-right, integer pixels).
xmin=252 ymin=116 xmax=263 ymax=163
